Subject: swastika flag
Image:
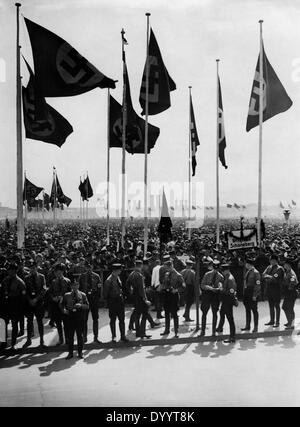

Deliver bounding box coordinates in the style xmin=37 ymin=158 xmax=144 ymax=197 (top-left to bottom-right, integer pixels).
xmin=139 ymin=29 xmax=176 ymax=115
xmin=218 ymin=77 xmax=228 ymax=169
xmin=22 ymin=59 xmax=73 ymax=147
xmin=24 ymin=18 xmax=116 ymax=97
xmin=23 ymin=178 xmax=43 ymax=206
xmin=246 ymin=45 xmax=292 ymax=132
xmin=190 ymin=94 xmax=200 ymax=176
xmin=109 ymin=95 xmax=159 ymax=154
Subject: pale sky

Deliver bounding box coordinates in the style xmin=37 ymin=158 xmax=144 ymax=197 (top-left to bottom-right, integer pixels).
xmin=1 ymin=0 xmax=300 ymax=209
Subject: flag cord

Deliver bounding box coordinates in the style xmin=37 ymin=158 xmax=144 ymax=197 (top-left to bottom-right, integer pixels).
xmin=216 ymin=59 xmax=220 ymax=246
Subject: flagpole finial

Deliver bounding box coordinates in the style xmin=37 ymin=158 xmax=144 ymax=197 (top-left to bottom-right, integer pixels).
xmin=15 ymin=3 xmax=21 ymax=7
xmin=216 ymin=59 xmax=220 ymax=62
xmin=146 ymin=12 xmax=151 ymax=16
xmin=259 ymin=19 xmax=264 ymax=23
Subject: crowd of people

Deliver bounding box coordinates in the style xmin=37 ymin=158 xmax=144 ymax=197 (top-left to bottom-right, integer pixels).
xmin=0 ymin=217 xmax=300 ymax=359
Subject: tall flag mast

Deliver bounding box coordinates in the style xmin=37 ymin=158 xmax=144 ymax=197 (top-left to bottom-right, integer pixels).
xmin=216 ymin=59 xmax=220 ymax=245
xmin=143 ymin=12 xmax=151 ymax=256
xmin=106 ymin=89 xmax=111 ymax=244
xmin=121 ymin=29 xmax=128 ymax=248
xmin=246 ymin=21 xmax=292 ymax=245
xmin=15 ymin=3 xmax=24 ymax=249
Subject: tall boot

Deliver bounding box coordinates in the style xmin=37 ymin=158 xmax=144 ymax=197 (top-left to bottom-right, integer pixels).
xmin=110 ymin=320 xmax=116 ymax=340
xmin=161 ymin=315 xmax=170 ymax=335
xmin=173 ymin=314 xmax=179 ymax=336
xmin=93 ymin=319 xmax=99 ymax=340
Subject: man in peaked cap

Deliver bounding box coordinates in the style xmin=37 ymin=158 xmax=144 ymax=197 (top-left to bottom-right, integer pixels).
xmin=199 ymin=259 xmax=223 ymax=337
xmin=282 ymin=257 xmax=299 ymax=330
xmin=217 ymin=263 xmax=237 ymax=343
xmin=262 ymin=253 xmax=284 ymax=328
xmin=242 ymin=257 xmax=261 ymax=333
xmin=181 ymin=259 xmax=196 ymax=322
xmin=103 ymin=263 xmax=129 ymax=342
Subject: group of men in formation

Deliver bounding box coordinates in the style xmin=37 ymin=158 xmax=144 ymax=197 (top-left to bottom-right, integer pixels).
xmin=0 ymin=220 xmax=299 ymax=359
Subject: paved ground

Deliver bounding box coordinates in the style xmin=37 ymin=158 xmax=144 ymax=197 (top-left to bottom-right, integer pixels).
xmin=1 ymin=301 xmax=300 ymax=407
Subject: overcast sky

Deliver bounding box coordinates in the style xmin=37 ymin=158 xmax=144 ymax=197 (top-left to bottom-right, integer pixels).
xmin=1 ymin=0 xmax=300 ymax=209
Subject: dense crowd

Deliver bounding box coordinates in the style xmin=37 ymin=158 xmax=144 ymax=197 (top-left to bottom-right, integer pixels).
xmin=0 ymin=217 xmax=300 ymax=358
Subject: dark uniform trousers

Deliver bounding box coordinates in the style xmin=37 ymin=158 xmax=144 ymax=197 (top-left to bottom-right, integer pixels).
xmin=282 ymin=289 xmax=297 ymax=325
xmin=25 ymin=304 xmax=45 ymax=341
xmin=183 ymin=285 xmax=195 ymax=320
xmin=83 ymin=294 xmax=99 ymax=340
xmin=218 ymin=295 xmax=236 ymax=338
xmin=201 ymin=291 xmax=220 ymax=334
xmin=162 ymin=290 xmax=179 ymax=334
xmin=51 ymin=301 xmax=68 ymax=343
xmin=267 ymin=285 xmax=281 ymax=324
xmin=108 ymin=296 xmax=126 ymax=339
xmin=132 ymin=298 xmax=149 ymax=337
xmin=6 ymin=298 xmax=24 ymax=347
xmin=243 ymin=289 xmax=258 ymax=329
xmin=66 ymin=311 xmax=84 ymax=355
xmin=129 ymin=308 xmax=156 ymax=331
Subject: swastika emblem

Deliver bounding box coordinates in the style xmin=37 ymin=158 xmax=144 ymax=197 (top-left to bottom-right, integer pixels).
xmin=248 ymin=70 xmax=267 ymax=116
xmin=57 ymin=42 xmax=104 ymax=88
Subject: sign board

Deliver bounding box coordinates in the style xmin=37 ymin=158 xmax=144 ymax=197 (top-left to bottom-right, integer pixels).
xmin=228 ymin=229 xmax=257 ymax=250
xmin=186 ymin=219 xmax=204 ymax=229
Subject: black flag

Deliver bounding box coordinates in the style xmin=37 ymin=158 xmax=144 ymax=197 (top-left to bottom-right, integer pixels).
xmin=24 ymin=17 xmax=116 ymax=98
xmin=23 ymin=178 xmax=43 ymax=207
xmin=50 ymin=174 xmax=72 ymax=207
xmin=139 ymin=29 xmax=176 ymax=115
xmin=190 ymin=94 xmax=200 ymax=176
xmin=109 ymin=95 xmax=159 ymax=153
xmin=22 ymin=59 xmax=73 ymax=147
xmin=79 ymin=176 xmax=93 ymax=201
xmin=158 ymin=190 xmax=172 ymax=243
xmin=246 ymin=45 xmax=292 ymax=131
xmin=218 ymin=77 xmax=228 ymax=169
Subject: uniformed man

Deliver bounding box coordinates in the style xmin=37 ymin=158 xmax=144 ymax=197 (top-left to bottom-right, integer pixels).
xmin=262 ymin=254 xmax=284 ymax=327
xmin=48 ymin=263 xmax=71 ymax=345
xmin=79 ymin=261 xmax=102 ymax=343
xmin=103 ymin=263 xmax=129 ymax=343
xmin=199 ymin=259 xmax=223 ymax=337
xmin=61 ymin=281 xmax=89 ymax=359
xmin=23 ymin=260 xmax=47 ymax=348
xmin=219 ymin=263 xmax=237 ymax=343
xmin=242 ymin=257 xmax=261 ymax=333
xmin=127 ymin=260 xmax=152 ymax=339
xmin=282 ymin=258 xmax=299 ymax=330
xmin=159 ymin=259 xmax=185 ymax=338
xmin=181 ymin=259 xmax=196 ymax=322
xmin=1 ymin=263 xmax=26 ymax=351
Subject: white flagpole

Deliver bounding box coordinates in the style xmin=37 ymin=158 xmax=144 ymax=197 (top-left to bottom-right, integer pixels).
xmin=188 ymin=86 xmax=192 ymax=240
xmin=42 ymin=189 xmax=45 ymax=223
xmin=53 ymin=167 xmax=57 ymax=223
xmin=106 ymin=88 xmax=110 ymax=244
xmin=121 ymin=28 xmax=127 ymax=249
xmin=16 ymin=3 xmax=24 ymax=249
xmin=143 ymin=12 xmax=151 ymax=257
xmin=86 ymin=171 xmax=89 ymax=223
xmin=216 ymin=59 xmax=220 ymax=246
xmin=79 ymin=176 xmax=82 ymax=221
xmin=257 ymin=20 xmax=264 ymax=246
xmin=24 ymin=171 xmax=27 ymax=228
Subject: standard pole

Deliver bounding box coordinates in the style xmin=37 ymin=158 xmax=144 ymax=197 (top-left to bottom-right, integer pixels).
xmin=24 ymin=171 xmax=27 ymax=228
xmin=216 ymin=59 xmax=220 ymax=246
xmin=106 ymin=88 xmax=110 ymax=244
xmin=42 ymin=190 xmax=45 ymax=223
xmin=53 ymin=167 xmax=57 ymax=223
xmin=143 ymin=12 xmax=151 ymax=257
xmin=188 ymin=86 xmax=192 ymax=240
xmin=257 ymin=20 xmax=264 ymax=246
xmin=121 ymin=28 xmax=127 ymax=248
xmin=16 ymin=3 xmax=24 ymax=249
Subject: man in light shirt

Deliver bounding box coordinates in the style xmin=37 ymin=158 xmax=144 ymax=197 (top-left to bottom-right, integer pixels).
xmin=151 ymin=259 xmax=163 ymax=319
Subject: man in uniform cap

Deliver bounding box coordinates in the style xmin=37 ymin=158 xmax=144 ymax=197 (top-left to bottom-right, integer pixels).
xmin=1 ymin=263 xmax=26 ymax=351
xmin=48 ymin=263 xmax=71 ymax=345
xmin=23 ymin=260 xmax=47 ymax=348
xmin=103 ymin=263 xmax=129 ymax=342
xmin=218 ymin=263 xmax=237 ymax=343
xmin=242 ymin=257 xmax=261 ymax=333
xmin=126 ymin=261 xmax=152 ymax=339
xmin=181 ymin=259 xmax=196 ymax=322
xmin=61 ymin=280 xmax=89 ymax=359
xmin=262 ymin=253 xmax=284 ymax=327
xmin=79 ymin=261 xmax=102 ymax=343
xmin=282 ymin=258 xmax=299 ymax=329
xmin=199 ymin=259 xmax=223 ymax=337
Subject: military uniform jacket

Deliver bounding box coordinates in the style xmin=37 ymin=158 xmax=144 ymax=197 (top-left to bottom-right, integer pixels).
xmin=243 ymin=267 xmax=261 ymax=299
xmin=160 ymin=268 xmax=184 ymax=292
xmin=25 ymin=272 xmax=47 ymax=304
xmin=201 ymin=270 xmax=224 ymax=292
xmin=263 ymin=264 xmax=284 ymax=291
xmin=49 ymin=277 xmax=71 ymax=301
xmin=126 ymin=270 xmax=147 ymax=301
xmin=103 ymin=274 xmax=124 ymax=301
xmin=181 ymin=269 xmax=196 ymax=288
xmin=61 ymin=290 xmax=89 ymax=314
xmin=79 ymin=271 xmax=101 ymax=301
xmin=1 ymin=275 xmax=26 ymax=300
xmin=283 ymin=269 xmax=298 ymax=294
